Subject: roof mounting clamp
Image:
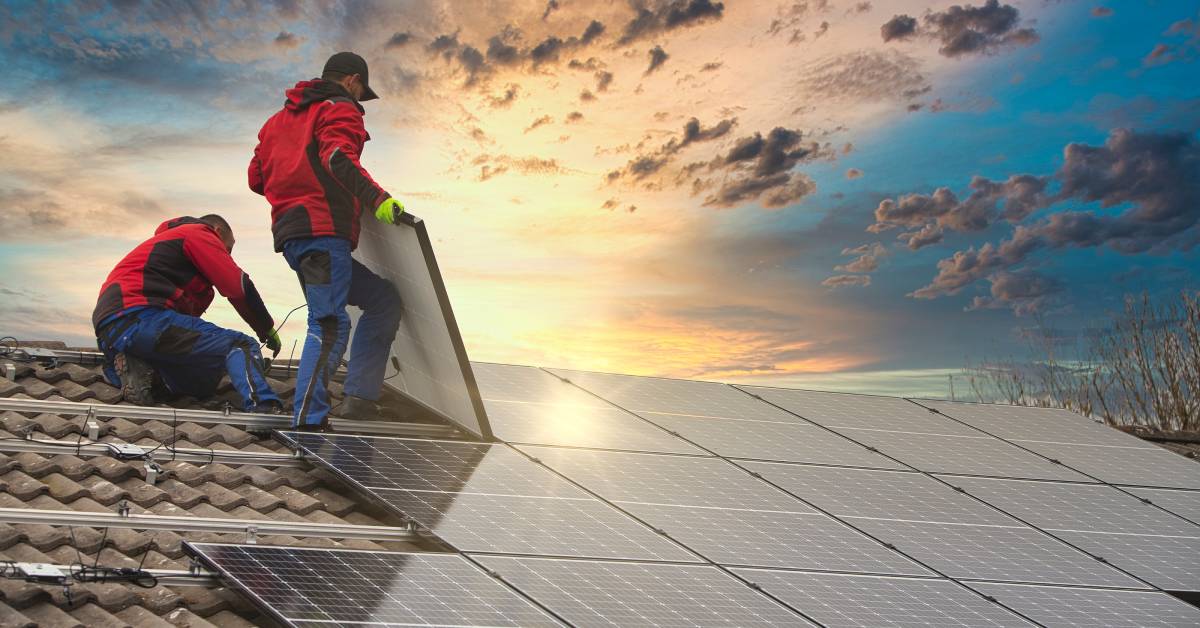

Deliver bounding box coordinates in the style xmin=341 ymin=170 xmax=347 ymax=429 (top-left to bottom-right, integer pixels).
xmin=86 ymin=419 xmax=100 ymax=441
xmin=2 ymin=363 xmax=14 ymax=381
xmin=14 ymin=562 xmax=67 ymax=585
xmin=246 ymin=525 xmax=258 ymax=545
xmin=117 ymin=500 xmax=131 ymax=518
xmin=144 ymin=460 xmax=162 ymax=485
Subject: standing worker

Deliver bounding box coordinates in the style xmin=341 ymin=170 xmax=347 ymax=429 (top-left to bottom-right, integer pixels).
xmin=248 ymin=51 xmax=406 ymax=432
xmin=93 ymin=215 xmax=283 ymax=412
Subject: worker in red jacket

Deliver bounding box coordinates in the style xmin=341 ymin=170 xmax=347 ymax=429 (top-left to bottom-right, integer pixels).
xmin=93 ymin=215 xmax=283 ymax=412
xmin=249 ymin=52 xmax=405 ymax=431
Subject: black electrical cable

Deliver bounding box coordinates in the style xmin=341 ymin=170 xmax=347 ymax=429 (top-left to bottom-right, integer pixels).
xmin=259 ymin=303 xmax=307 ymax=352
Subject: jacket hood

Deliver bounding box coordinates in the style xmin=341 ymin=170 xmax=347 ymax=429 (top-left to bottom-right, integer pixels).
xmin=156 ymin=216 xmax=207 ymax=235
xmin=285 ymin=79 xmax=365 ymax=113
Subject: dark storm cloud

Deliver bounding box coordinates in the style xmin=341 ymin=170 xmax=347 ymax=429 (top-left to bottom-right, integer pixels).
xmin=486 ymin=35 xmax=521 ymax=65
xmin=618 ymin=0 xmax=726 ymax=45
xmin=645 ymin=45 xmax=669 ymax=74
xmin=595 ymin=70 xmax=614 ymax=91
xmin=542 ymin=0 xmax=559 ymax=21
xmin=530 ymin=36 xmax=565 ymax=65
xmin=881 ymin=0 xmax=1038 ymax=58
xmin=870 ymin=174 xmax=1050 ymax=241
xmin=968 ymin=270 xmax=1063 ymax=315
xmin=432 ymin=19 xmax=608 ymax=87
xmin=907 ymin=129 xmax=1200 ymax=300
xmin=699 ymin=126 xmax=832 ymax=209
xmin=880 ymin=14 xmax=917 ymax=41
xmin=606 ymin=117 xmax=737 ymax=183
xmin=385 ymin=32 xmax=413 ymax=48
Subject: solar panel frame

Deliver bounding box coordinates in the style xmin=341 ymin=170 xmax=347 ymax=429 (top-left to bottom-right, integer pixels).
xmin=947 ymin=476 xmax=1200 ymax=536
xmin=520 ymin=445 xmax=812 ymax=512
xmin=351 ymin=213 xmax=492 ymax=439
xmin=845 ymin=518 xmax=1149 ymax=588
xmin=740 ymin=385 xmax=981 ymax=436
xmin=472 ymin=555 xmax=816 ymax=627
xmin=618 ymin=501 xmax=933 ymax=575
xmin=742 ymin=462 xmax=1014 ymax=525
xmin=732 ymin=569 xmax=1035 ymax=627
xmin=185 ymin=543 xmax=564 ymax=627
xmin=967 ymin=582 xmax=1200 ymax=627
xmin=643 ymin=412 xmax=907 ymax=469
xmin=826 ymin=427 xmax=1095 ymax=481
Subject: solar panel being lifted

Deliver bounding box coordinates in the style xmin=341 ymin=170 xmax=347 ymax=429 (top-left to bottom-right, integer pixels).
xmin=351 ymin=213 xmax=492 ymax=439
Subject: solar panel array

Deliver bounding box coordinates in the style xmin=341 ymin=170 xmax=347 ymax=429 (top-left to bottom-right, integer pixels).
xmin=201 ymin=363 xmax=1200 ymax=626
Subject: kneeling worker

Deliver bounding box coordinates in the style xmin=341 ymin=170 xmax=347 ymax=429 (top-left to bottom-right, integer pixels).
xmin=93 ymin=214 xmax=283 ymax=412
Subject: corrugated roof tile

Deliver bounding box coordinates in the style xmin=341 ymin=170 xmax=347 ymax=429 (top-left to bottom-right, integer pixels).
xmin=0 ymin=603 xmax=36 ymax=627
xmin=19 ymin=600 xmax=84 ymax=627
xmin=115 ymin=605 xmax=177 ymax=628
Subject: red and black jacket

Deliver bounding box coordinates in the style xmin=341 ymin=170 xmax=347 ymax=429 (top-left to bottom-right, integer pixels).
xmin=249 ymin=79 xmax=391 ymax=252
xmin=92 ymin=217 xmax=275 ymax=341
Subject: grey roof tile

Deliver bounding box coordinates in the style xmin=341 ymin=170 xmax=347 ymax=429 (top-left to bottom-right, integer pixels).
xmin=70 ymin=602 xmax=131 ymax=628
xmin=55 ymin=380 xmax=97 ymax=403
xmin=268 ymin=484 xmax=321 ymax=515
xmin=87 ymin=382 xmax=123 ymax=404
xmin=115 ymin=605 xmax=178 ymax=628
xmin=230 ymin=483 xmax=283 ymax=512
xmin=162 ymin=607 xmax=219 ymax=628
xmin=43 ymin=473 xmax=89 ymax=503
xmin=0 ymin=603 xmax=36 ymax=627
xmin=19 ymin=601 xmax=84 ymax=627
xmin=195 ymin=483 xmax=247 ymax=511
xmin=16 ymin=378 xmax=58 ymax=400
xmin=0 ymin=379 xmax=24 ymax=398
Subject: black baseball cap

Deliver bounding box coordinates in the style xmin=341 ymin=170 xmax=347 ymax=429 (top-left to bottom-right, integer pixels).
xmin=323 ymin=51 xmax=379 ymax=101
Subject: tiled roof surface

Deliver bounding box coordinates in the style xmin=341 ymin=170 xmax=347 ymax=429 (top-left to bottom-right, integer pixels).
xmin=0 ymin=342 xmax=433 ymax=627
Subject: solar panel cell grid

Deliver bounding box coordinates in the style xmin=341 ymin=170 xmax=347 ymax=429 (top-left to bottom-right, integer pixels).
xmin=1011 ymin=440 xmax=1200 ymax=490
xmin=947 ymin=476 xmax=1200 ymax=536
xmin=645 ymin=413 xmax=907 ymax=469
xmin=1052 ymin=531 xmax=1200 ymax=592
xmin=1125 ymin=487 xmax=1200 ymax=525
xmin=482 ymin=399 xmax=706 ymax=454
xmin=377 ymin=489 xmax=699 ymax=561
xmin=734 ymin=569 xmax=1034 ymax=627
xmin=968 ymin=582 xmax=1200 ymax=627
xmin=620 ymin=502 xmax=932 ymax=575
xmin=187 ymin=543 xmax=562 ymax=627
xmin=741 ymin=386 xmax=980 ymax=435
xmin=548 ymin=368 xmax=798 ymax=422
xmin=473 ymin=556 xmax=813 ymax=627
xmin=846 ymin=518 xmax=1147 ymax=588
xmin=471 ymin=362 xmax=610 ymax=408
xmin=521 ymin=445 xmax=811 ymax=512
xmin=828 ymin=428 xmax=1094 ymax=481
xmin=279 ymin=432 xmax=580 ymax=498
xmin=743 ymin=463 xmax=1012 ymax=525
xmin=912 ymin=399 xmax=1151 ymax=448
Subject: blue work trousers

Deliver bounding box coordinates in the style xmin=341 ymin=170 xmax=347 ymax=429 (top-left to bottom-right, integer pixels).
xmin=96 ymin=307 xmax=279 ymax=411
xmin=282 ymin=237 xmax=402 ymax=426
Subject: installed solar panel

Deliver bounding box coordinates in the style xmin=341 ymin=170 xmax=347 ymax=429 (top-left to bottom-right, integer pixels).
xmin=1126 ymin=487 xmax=1200 ymax=525
xmin=548 ymin=367 xmax=800 ymax=422
xmin=1050 ymin=530 xmax=1200 ymax=592
xmin=1008 ymin=440 xmax=1200 ymax=489
xmin=847 ymin=518 xmax=1147 ymax=588
xmin=733 ymin=569 xmax=1033 ymax=627
xmin=186 ymin=543 xmax=561 ymax=627
xmin=278 ymin=432 xmax=578 ymax=498
xmin=742 ymin=463 xmax=1013 ymax=525
xmin=740 ymin=386 xmax=979 ymax=435
xmin=827 ymin=427 xmax=1093 ymax=481
xmin=968 ymin=582 xmax=1200 ymax=627
xmin=472 ymin=555 xmax=813 ymax=627
xmin=912 ymin=399 xmax=1149 ymax=448
xmin=619 ymin=502 xmax=931 ymax=575
xmin=520 ymin=445 xmax=808 ymax=512
xmin=644 ymin=412 xmax=906 ymax=469
xmin=470 ymin=362 xmax=704 ymax=454
xmin=947 ymin=476 xmax=1200 ymax=536
xmin=279 ymin=432 xmax=697 ymax=561
xmin=375 ymin=489 xmax=699 ymax=561
xmin=352 ymin=214 xmax=491 ymax=439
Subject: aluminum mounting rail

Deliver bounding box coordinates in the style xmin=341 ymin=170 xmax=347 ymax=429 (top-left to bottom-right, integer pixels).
xmin=0 ymin=437 xmax=308 ymax=468
xmin=0 ymin=508 xmax=418 ymax=542
xmin=1 ymin=563 xmax=220 ymax=588
xmin=0 ymin=397 xmax=458 ymax=438
xmin=3 ymin=348 xmax=340 ymax=382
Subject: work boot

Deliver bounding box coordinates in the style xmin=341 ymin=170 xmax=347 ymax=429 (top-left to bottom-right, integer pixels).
xmin=114 ymin=353 xmax=161 ymax=406
xmin=253 ymin=399 xmax=285 ymax=415
xmin=295 ymin=421 xmax=334 ymax=433
xmin=337 ymin=395 xmax=384 ymax=421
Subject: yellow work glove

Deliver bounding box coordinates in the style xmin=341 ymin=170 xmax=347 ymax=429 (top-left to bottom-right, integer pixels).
xmin=265 ymin=328 xmax=282 ymax=357
xmin=375 ymin=197 xmax=405 ymax=225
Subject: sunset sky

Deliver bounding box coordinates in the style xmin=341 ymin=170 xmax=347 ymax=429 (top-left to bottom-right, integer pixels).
xmin=1 ymin=0 xmax=1197 ymax=397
